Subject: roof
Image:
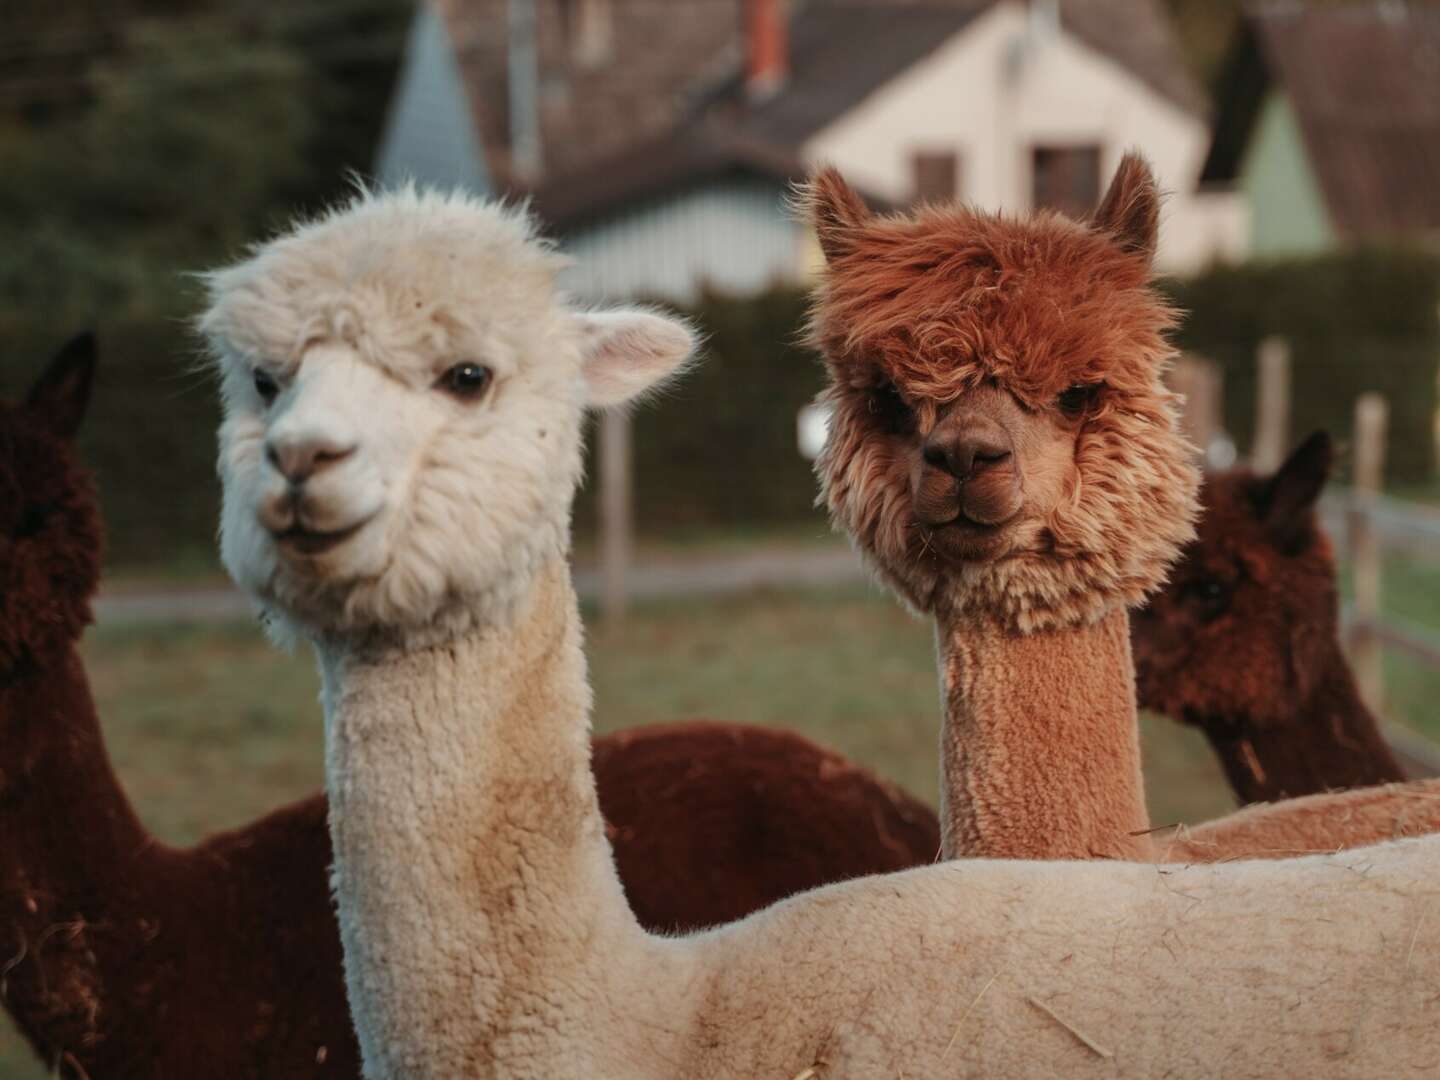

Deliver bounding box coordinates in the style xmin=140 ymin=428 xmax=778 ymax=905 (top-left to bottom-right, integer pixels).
xmin=1202 ymin=3 xmax=1440 ymax=240
xmin=725 ymin=3 xmax=989 ymax=147
xmin=1059 ymin=0 xmax=1210 ymax=117
xmin=427 ymin=0 xmax=1205 ymax=227
xmin=720 ymin=0 xmax=1204 ymax=167
xmin=436 ymin=0 xmax=745 ymax=187
xmin=528 ymin=124 xmax=809 ymax=231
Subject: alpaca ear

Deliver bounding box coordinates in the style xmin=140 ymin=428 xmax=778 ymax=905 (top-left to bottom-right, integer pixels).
xmin=576 ymin=309 xmax=697 ymax=408
xmin=1092 ymin=151 xmax=1160 ymax=263
xmin=27 ymin=330 xmax=97 ymax=440
xmin=1259 ymin=430 xmax=1333 ymax=550
xmin=804 ymin=167 xmax=871 ymax=264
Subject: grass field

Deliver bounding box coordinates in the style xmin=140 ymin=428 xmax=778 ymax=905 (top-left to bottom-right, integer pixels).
xmin=0 ymin=584 xmax=1243 ymax=1075
xmin=1337 ymin=553 xmax=1440 ymax=741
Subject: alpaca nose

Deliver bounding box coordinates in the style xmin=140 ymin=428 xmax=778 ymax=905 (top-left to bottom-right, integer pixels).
xmin=922 ymin=417 xmax=1013 ymax=480
xmin=266 ymin=434 xmax=356 ymax=485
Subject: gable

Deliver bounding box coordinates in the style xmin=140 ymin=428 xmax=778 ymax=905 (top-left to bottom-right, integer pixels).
xmin=803 ymin=1 xmax=1208 ymax=211
xmin=375 ymin=6 xmax=490 ymax=193
xmin=1240 ymin=92 xmax=1334 ymax=256
xmin=1204 ymin=5 xmax=1440 ymax=242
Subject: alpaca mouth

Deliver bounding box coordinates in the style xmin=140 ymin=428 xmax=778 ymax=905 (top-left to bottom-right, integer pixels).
xmin=922 ymin=515 xmax=1011 ymax=562
xmin=273 ymin=519 xmax=371 ymax=557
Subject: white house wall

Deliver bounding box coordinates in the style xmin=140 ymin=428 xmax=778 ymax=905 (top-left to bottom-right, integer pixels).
xmin=804 ymin=1 xmax=1245 ymax=273
xmin=560 ymin=179 xmax=800 ymax=304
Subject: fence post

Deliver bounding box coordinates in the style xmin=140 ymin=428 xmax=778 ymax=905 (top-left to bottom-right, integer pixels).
xmin=1349 ymin=392 xmax=1389 ymax=713
xmin=1172 ymin=355 xmax=1223 ymax=464
xmin=1251 ymin=335 xmax=1291 ymax=472
xmin=599 ymin=409 xmax=633 ymax=625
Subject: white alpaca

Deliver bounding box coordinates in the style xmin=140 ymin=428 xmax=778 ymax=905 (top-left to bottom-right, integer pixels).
xmin=203 ymin=188 xmax=1440 ymax=1079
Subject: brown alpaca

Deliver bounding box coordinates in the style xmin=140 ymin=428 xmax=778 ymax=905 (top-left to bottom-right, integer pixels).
xmin=1133 ymin=431 xmax=1405 ymax=803
xmin=807 ymin=154 xmax=1193 ymax=861
xmin=0 ymin=336 xmax=937 ymax=1077
xmin=805 ymin=155 xmax=1440 ymax=864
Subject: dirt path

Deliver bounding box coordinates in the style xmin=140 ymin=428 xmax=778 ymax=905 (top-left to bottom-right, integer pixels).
xmin=94 ymin=546 xmax=871 ymax=626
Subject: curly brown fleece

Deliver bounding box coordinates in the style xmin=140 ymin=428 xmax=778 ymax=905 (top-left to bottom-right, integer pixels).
xmin=807 ymin=153 xmax=1199 ymax=632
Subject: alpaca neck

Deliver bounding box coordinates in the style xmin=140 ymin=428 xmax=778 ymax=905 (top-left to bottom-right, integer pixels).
xmin=1203 ymin=650 xmax=1404 ymax=804
xmin=934 ymin=605 xmax=1151 ymax=860
xmin=1 ymin=648 xmax=153 ymax=937
xmin=319 ymin=559 xmax=679 ymax=1077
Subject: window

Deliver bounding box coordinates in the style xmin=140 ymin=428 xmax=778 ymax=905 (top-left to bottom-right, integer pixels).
xmin=911 ymin=150 xmax=961 ymax=204
xmin=561 ymin=0 xmax=614 ymax=68
xmin=1031 ymin=145 xmax=1101 ymax=218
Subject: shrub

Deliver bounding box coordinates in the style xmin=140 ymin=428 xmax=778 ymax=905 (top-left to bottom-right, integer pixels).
xmin=1163 ymin=249 xmax=1440 ymax=481
xmin=576 ymin=287 xmax=827 ymax=539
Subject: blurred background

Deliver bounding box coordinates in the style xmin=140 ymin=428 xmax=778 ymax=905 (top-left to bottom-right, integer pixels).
xmin=4 ymin=0 xmax=1440 ymax=1069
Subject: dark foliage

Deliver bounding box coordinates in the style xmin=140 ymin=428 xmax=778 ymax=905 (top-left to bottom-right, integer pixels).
xmin=1162 ymin=248 xmax=1440 ymax=481
xmin=575 ymin=286 xmax=830 ymax=540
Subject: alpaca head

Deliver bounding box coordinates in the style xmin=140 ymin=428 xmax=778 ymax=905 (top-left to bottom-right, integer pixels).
xmin=0 ymin=333 xmax=103 ymax=671
xmin=201 ymin=187 xmax=695 ymax=646
xmin=803 ymin=153 xmax=1199 ymax=632
xmin=1132 ymin=432 xmax=1337 ymax=732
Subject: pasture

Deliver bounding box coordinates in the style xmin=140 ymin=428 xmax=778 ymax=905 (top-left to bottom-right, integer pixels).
xmin=4 ymin=565 xmax=1438 ymax=1075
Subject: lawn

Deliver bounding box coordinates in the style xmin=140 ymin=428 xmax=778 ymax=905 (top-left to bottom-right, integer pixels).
xmin=1338 ymin=552 xmax=1440 ymax=742
xmin=0 ymin=584 xmax=1240 ymax=1075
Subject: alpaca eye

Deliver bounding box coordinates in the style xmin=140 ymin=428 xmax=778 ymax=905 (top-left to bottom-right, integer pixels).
xmin=1056 ymin=384 xmax=1099 ymax=418
xmin=868 ymin=381 xmax=914 ymax=436
xmin=15 ymin=503 xmax=51 ymax=539
xmin=438 ymin=363 xmax=494 ymax=401
xmin=1182 ymin=578 xmax=1230 ymax=621
xmin=254 ymin=369 xmax=280 ymax=406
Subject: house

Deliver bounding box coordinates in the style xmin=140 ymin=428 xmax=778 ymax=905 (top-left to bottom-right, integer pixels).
xmin=375 ymin=4 xmax=491 ymax=193
xmin=1201 ymin=3 xmax=1440 ymax=257
xmin=378 ymin=0 xmax=1243 ymax=301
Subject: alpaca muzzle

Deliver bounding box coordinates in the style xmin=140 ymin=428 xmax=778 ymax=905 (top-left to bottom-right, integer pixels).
xmin=915 ymin=399 xmax=1024 ymax=530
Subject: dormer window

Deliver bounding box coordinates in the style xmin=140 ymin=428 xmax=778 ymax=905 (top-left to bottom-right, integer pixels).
xmin=1032 ymin=145 xmax=1101 ymax=219
xmin=561 ymin=0 xmax=614 ymax=68
xmin=912 ymin=150 xmax=961 ymax=204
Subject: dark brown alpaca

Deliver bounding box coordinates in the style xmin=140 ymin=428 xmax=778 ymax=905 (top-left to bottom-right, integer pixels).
xmin=1 ymin=335 xmax=939 ymax=1078
xmin=1132 ymin=431 xmax=1404 ymax=803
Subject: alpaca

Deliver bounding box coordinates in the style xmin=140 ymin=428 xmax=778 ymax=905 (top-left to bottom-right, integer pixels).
xmin=806 ymin=154 xmax=1440 ymax=863
xmin=808 ymin=153 xmax=1192 ymax=860
xmin=0 ymin=336 xmax=938 ymax=1076
xmin=1134 ymin=431 xmax=1406 ymax=803
xmin=205 ymin=185 xmax=1440 ymax=1079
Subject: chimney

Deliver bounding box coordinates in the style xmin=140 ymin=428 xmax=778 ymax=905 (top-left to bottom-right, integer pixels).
xmin=745 ymin=0 xmax=788 ymax=101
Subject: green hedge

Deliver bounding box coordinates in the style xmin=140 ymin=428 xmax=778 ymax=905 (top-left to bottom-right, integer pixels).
xmin=1163 ymin=249 xmax=1440 ymax=481
xmin=3 ymin=318 xmax=222 ymax=569
xmin=5 ymin=288 xmax=832 ymax=570
xmin=575 ymin=288 xmax=825 ymax=539
xmin=9 ymin=250 xmax=1436 ymax=571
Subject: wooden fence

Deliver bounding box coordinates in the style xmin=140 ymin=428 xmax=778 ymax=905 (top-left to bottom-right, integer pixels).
xmin=1182 ymin=346 xmax=1440 ymax=776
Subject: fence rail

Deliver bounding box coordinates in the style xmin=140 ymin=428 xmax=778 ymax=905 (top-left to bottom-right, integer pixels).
xmin=1319 ymin=398 xmax=1440 ymax=777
